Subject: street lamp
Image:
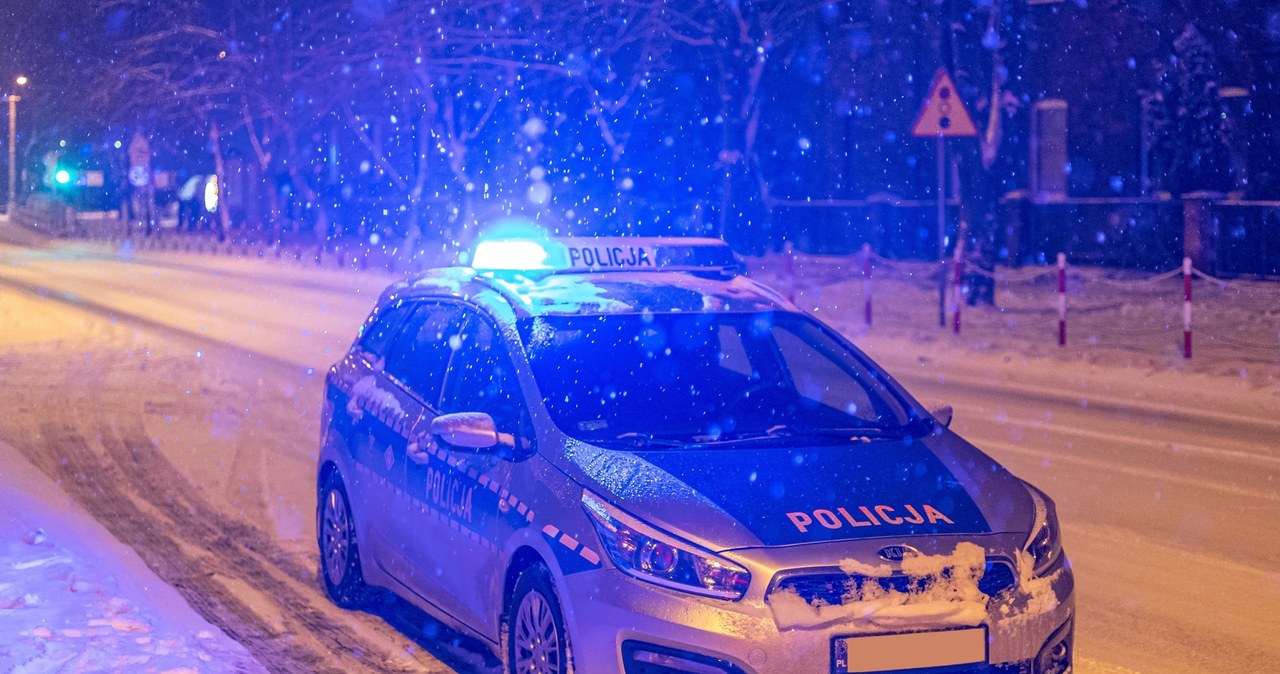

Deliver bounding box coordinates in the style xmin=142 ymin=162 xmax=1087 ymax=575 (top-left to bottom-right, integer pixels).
xmin=8 ymin=75 xmax=28 ymax=214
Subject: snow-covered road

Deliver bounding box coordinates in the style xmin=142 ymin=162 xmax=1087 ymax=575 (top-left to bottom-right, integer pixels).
xmin=0 ymin=230 xmax=1275 ymax=673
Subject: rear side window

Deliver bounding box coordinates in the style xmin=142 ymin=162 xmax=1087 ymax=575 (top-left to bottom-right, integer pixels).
xmin=357 ymin=300 xmax=412 ymax=359
xmin=384 ymin=303 xmax=466 ymax=406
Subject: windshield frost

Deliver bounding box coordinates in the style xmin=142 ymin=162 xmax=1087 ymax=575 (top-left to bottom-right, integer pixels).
xmin=520 ymin=311 xmax=913 ymax=444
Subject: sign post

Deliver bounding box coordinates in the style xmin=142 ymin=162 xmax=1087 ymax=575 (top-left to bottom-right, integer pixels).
xmin=7 ymin=94 xmax=18 ymax=214
xmin=912 ymin=68 xmax=977 ymax=327
xmin=936 ymin=136 xmax=946 ymax=327
xmin=128 ymin=131 xmax=156 ymax=236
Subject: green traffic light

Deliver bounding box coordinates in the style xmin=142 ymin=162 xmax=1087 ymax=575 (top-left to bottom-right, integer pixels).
xmin=54 ymin=169 xmax=72 ymax=185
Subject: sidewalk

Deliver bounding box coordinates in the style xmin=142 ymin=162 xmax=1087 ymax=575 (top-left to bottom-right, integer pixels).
xmin=0 ymin=438 xmax=263 ymax=674
xmin=23 ymin=210 xmax=447 ymax=275
xmin=748 ymin=251 xmax=1280 ymax=410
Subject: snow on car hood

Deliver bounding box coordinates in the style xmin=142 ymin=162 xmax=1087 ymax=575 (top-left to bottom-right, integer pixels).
xmin=559 ymin=431 xmax=1031 ymax=551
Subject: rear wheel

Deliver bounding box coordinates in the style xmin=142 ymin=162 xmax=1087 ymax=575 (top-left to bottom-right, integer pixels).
xmin=507 ymin=563 xmax=573 ymax=674
xmin=318 ymin=471 xmax=367 ymax=608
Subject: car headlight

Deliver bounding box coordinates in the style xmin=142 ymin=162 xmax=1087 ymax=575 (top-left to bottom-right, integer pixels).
xmin=581 ymin=490 xmax=750 ymax=600
xmin=1024 ymin=484 xmax=1064 ymax=577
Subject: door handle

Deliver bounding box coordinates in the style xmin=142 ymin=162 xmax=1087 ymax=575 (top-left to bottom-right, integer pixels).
xmin=406 ymin=439 xmax=436 ymax=465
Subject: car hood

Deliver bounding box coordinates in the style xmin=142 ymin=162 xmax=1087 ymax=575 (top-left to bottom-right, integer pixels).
xmin=557 ymin=430 xmax=1033 ymax=551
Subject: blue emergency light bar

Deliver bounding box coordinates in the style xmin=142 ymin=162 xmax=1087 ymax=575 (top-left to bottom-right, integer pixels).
xmin=471 ymin=236 xmax=741 ymax=276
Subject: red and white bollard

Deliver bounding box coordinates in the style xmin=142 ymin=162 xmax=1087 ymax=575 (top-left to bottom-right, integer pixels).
xmin=783 ymin=241 xmax=796 ymax=304
xmin=1183 ymin=257 xmax=1192 ymax=359
xmin=1057 ymin=252 xmax=1067 ymax=347
xmin=952 ymin=256 xmax=964 ymax=335
xmin=861 ymin=243 xmax=873 ymax=329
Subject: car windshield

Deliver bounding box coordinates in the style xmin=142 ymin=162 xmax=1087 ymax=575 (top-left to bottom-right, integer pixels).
xmin=519 ymin=311 xmax=917 ymax=446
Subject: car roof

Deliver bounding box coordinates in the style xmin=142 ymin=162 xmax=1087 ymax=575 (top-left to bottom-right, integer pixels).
xmin=378 ymin=267 xmax=793 ymax=321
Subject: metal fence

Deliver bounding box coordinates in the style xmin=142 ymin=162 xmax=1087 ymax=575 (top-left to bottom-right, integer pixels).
xmin=1001 ymin=194 xmax=1182 ymax=271
xmin=1214 ymin=200 xmax=1280 ymax=276
xmin=769 ymin=193 xmax=1278 ymax=277
xmin=10 ymin=195 xmax=77 ymax=237
xmin=15 ymin=191 xmax=1280 ymax=278
xmin=768 ymin=195 xmax=959 ymax=259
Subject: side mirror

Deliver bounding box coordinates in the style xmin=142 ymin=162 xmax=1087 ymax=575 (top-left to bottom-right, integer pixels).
xmin=929 ymin=404 xmax=954 ymax=428
xmin=431 ymin=412 xmax=499 ymax=450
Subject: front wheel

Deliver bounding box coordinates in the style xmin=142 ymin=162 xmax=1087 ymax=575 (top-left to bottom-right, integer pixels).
xmin=318 ymin=471 xmax=368 ymax=608
xmin=508 ymin=563 xmax=573 ymax=674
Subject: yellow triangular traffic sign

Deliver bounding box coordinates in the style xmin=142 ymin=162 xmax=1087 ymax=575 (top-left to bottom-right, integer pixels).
xmin=911 ymin=68 xmax=978 ymax=137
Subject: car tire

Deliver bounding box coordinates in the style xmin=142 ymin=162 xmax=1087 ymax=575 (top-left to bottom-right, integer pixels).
xmin=318 ymin=471 xmax=368 ymax=608
xmin=507 ymin=563 xmax=574 ymax=674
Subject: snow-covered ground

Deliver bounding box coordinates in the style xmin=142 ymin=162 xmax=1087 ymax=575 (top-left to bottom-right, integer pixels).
xmin=0 ymin=224 xmax=1275 ymax=673
xmin=751 ymin=251 xmax=1278 ymax=404
xmin=0 ymin=435 xmax=261 ymax=673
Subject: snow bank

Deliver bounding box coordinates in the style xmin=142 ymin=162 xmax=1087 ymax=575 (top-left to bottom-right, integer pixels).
xmin=0 ymin=439 xmax=261 ymax=673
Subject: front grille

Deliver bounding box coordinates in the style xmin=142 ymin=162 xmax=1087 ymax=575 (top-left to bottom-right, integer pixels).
xmin=769 ymin=559 xmax=1018 ymax=606
xmin=978 ymin=559 xmax=1017 ymax=596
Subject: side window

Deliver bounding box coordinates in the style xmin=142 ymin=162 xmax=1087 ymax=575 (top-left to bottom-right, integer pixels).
xmin=384 ymin=303 xmax=466 ymax=406
xmin=440 ymin=313 xmax=533 ymax=453
xmin=357 ymin=300 xmax=412 ymax=361
xmin=717 ymin=325 xmax=753 ymax=378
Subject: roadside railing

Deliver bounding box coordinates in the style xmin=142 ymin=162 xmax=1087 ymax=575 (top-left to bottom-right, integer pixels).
xmin=766 ymin=195 xmax=960 ymax=260
xmin=769 ymin=244 xmax=1276 ymax=360
xmin=13 ymin=210 xmax=446 ymax=275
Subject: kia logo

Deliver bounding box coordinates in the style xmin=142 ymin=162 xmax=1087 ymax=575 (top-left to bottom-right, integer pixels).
xmin=878 ymin=545 xmax=920 ymax=562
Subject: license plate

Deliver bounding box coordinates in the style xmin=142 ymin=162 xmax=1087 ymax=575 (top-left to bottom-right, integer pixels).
xmin=833 ymin=627 xmax=987 ymax=673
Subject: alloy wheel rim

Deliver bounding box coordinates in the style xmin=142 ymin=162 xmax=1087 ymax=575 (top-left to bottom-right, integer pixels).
xmin=321 ymin=487 xmax=350 ymax=587
xmin=513 ymin=590 xmax=560 ymax=674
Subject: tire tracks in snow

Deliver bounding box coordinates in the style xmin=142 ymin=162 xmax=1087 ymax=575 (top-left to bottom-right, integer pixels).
xmin=101 ymin=420 xmax=418 ymax=673
xmin=0 ymin=280 xmax=471 ymax=672
xmin=19 ymin=406 xmax=424 ymax=673
xmin=0 ymin=272 xmax=310 ymax=373
xmin=26 ymin=421 xmax=290 ymax=673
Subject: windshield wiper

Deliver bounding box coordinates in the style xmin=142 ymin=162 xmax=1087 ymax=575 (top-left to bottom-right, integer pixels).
xmin=596 ymin=424 xmax=912 ymax=450
xmin=604 ymin=432 xmax=689 ymax=449
xmin=683 ymin=427 xmax=803 ymax=449
xmin=790 ymin=426 xmax=906 ymax=439
xmin=690 ymin=425 xmax=907 ymax=448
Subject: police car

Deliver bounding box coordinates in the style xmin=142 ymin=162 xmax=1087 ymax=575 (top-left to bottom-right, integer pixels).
xmin=316 ymin=233 xmax=1074 ymax=674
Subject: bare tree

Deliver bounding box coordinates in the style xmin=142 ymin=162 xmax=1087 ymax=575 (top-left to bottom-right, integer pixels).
xmin=92 ymin=0 xmax=820 ymax=252
xmin=93 ymin=1 xmax=255 ymax=239
xmin=653 ymin=1 xmax=823 ymax=244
